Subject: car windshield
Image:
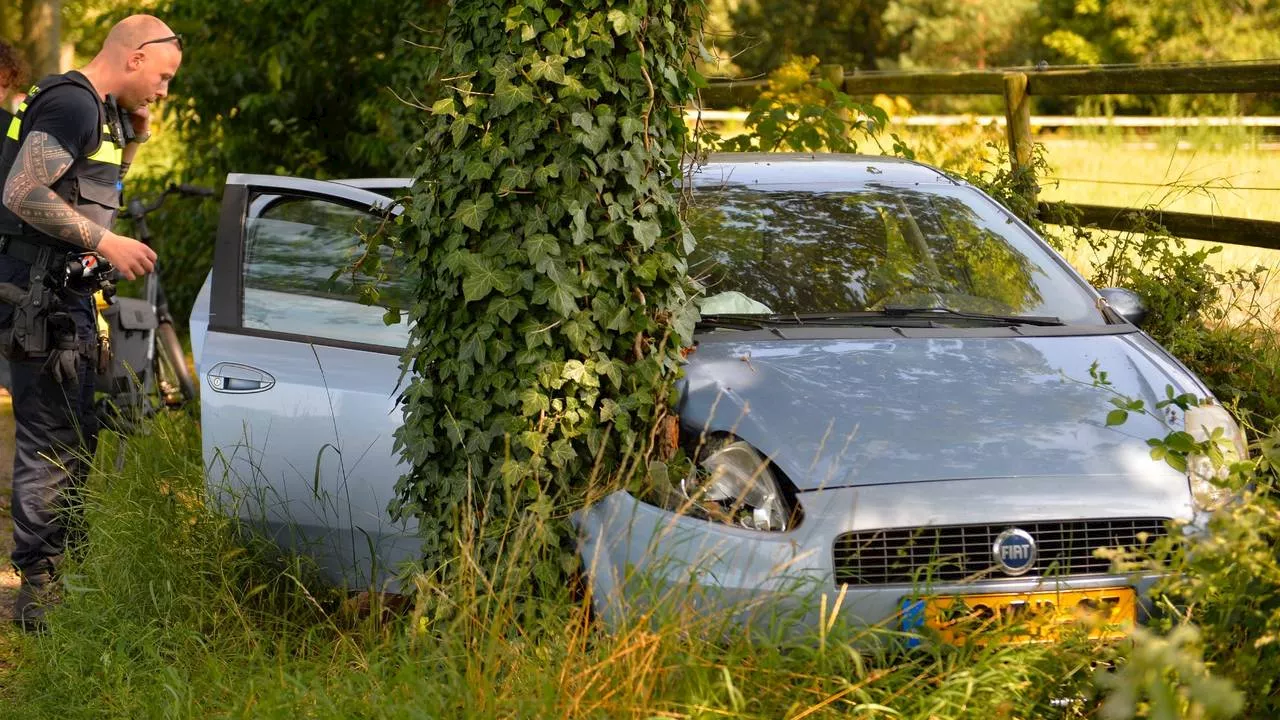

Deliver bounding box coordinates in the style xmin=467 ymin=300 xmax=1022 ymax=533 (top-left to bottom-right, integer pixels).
xmin=686 ymin=184 xmax=1104 ymax=325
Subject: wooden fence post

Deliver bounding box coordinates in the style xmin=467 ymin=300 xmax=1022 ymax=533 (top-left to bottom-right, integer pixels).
xmin=1002 ymin=72 xmax=1036 ymax=207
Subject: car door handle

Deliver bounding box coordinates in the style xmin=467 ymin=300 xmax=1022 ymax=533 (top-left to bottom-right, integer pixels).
xmin=207 ymin=362 xmax=276 ymax=394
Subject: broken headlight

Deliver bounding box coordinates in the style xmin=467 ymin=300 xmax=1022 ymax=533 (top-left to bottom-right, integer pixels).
xmin=1185 ymin=403 xmax=1248 ymax=512
xmin=676 ymin=435 xmax=793 ymax=532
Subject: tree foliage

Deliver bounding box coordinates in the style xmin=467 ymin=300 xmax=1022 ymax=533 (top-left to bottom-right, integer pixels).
xmin=153 ymin=0 xmax=444 ymax=179
xmin=395 ymin=0 xmax=700 ymax=580
xmin=725 ymin=0 xmax=904 ymax=75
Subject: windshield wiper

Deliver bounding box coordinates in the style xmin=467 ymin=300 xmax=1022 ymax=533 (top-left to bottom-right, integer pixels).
xmin=699 ymin=312 xmax=939 ymax=330
xmin=698 ymin=307 xmax=1066 ymax=331
xmin=879 ymin=306 xmax=1065 ymax=326
xmin=784 ymin=307 xmax=1066 ymax=327
xmin=695 ymin=314 xmax=792 ymax=337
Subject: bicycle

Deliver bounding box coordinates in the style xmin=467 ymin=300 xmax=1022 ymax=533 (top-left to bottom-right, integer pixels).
xmin=95 ymin=182 xmax=214 ymax=430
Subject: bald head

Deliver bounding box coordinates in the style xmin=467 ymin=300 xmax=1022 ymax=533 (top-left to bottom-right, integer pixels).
xmin=103 ymin=15 xmax=176 ymax=55
xmin=82 ymin=14 xmax=182 ymax=110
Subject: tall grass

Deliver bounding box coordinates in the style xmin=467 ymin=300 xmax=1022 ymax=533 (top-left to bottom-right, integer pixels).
xmin=0 ymin=408 xmax=1150 ymax=719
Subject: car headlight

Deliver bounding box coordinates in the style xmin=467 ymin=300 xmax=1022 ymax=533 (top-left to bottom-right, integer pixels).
xmin=678 ymin=436 xmax=793 ymax=532
xmin=1185 ymin=403 xmax=1248 ymax=512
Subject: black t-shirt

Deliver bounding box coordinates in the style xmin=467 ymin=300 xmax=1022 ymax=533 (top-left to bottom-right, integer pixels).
xmin=19 ymin=72 xmax=100 ymax=161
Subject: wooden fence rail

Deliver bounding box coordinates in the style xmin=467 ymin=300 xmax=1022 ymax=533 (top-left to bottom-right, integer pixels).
xmin=1040 ymin=203 xmax=1280 ymax=251
xmin=700 ymin=62 xmax=1280 ymax=106
xmin=700 ymin=62 xmax=1280 ymax=251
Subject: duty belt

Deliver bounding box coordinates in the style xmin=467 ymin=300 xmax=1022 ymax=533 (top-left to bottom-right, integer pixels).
xmin=0 ymin=235 xmax=79 ymax=269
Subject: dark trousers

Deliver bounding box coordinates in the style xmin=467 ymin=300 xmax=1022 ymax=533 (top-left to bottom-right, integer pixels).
xmin=0 ymin=256 xmax=98 ymax=578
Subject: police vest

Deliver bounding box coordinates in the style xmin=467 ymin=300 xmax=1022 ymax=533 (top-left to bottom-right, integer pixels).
xmin=0 ymin=72 xmax=125 ymax=245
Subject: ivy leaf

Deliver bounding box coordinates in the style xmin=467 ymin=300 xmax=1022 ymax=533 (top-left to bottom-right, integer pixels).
xmin=520 ymin=430 xmax=547 ymax=456
xmin=489 ymin=295 xmax=527 ymax=324
xmin=453 ymin=194 xmax=494 ymax=231
xmin=607 ymin=9 xmax=640 ymax=35
xmin=529 ymin=55 xmax=568 ymax=84
xmin=520 ymin=388 xmax=550 ymax=416
xmin=431 ymin=97 xmax=456 ymax=116
xmin=533 ymin=277 xmax=580 ymax=317
xmin=523 ymin=233 xmax=561 ymax=264
xmin=629 ymin=219 xmax=661 ymax=250
xmin=493 ymin=81 xmax=535 ymax=116
xmin=618 ymin=116 xmax=644 ymax=141
xmin=571 ymin=206 xmax=590 ymax=244
xmin=462 ymin=256 xmax=506 ymax=302
xmin=497 ymin=165 xmax=532 ymax=194
xmin=464 ymin=158 xmax=494 ymax=181
xmin=458 ymin=330 xmax=487 ymax=365
xmin=549 ymin=439 xmax=577 ymax=468
xmin=562 ymin=360 xmax=587 ymax=383
xmin=577 ymin=124 xmax=611 ymax=153
xmin=599 ymin=398 xmax=620 ymax=422
xmin=533 ymin=163 xmax=560 ymax=187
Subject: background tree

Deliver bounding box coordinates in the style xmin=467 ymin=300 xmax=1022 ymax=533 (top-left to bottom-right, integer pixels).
xmin=395 ymin=0 xmax=700 ymax=583
xmin=726 ymin=0 xmax=906 ymax=76
xmin=888 ymin=0 xmax=1038 ymax=70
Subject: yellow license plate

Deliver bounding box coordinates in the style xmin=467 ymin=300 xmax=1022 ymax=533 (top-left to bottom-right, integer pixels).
xmin=909 ymin=587 xmax=1137 ymax=645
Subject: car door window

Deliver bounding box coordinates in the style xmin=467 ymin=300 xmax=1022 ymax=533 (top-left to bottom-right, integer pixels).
xmin=242 ymin=195 xmax=409 ymax=348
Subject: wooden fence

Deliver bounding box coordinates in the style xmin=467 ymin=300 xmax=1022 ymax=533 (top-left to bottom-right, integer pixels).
xmin=700 ymin=62 xmax=1280 ymax=250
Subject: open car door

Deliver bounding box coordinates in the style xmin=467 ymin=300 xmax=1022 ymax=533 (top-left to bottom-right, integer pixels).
xmin=197 ymin=174 xmax=417 ymax=591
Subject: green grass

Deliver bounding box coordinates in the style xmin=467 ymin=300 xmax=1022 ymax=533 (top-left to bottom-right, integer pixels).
xmin=2 ymin=408 xmax=1127 ymax=719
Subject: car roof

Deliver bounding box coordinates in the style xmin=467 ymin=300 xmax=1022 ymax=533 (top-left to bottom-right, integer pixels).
xmin=330 ymin=153 xmax=963 ymax=192
xmin=690 ymin=152 xmax=961 ymax=188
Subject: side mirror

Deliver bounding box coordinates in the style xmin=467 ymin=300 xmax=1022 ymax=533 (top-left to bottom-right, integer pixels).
xmin=1098 ymin=287 xmax=1147 ymax=327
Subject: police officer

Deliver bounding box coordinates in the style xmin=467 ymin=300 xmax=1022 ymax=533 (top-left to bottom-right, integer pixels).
xmin=0 ymin=15 xmax=181 ymax=629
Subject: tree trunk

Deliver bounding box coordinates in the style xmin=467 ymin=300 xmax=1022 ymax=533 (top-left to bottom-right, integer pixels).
xmin=21 ymin=0 xmax=62 ymax=80
xmin=395 ymin=1 xmax=699 ymax=583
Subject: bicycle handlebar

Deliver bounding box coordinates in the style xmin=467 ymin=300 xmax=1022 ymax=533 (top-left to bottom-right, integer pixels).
xmin=128 ymin=183 xmax=217 ymax=218
xmin=175 ymin=183 xmax=215 ymax=197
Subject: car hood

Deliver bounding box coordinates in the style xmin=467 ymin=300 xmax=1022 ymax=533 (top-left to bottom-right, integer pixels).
xmin=678 ymin=330 xmax=1207 ymax=492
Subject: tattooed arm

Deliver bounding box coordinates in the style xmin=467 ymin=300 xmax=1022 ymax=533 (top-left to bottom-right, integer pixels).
xmin=2 ymin=130 xmax=156 ymax=279
xmin=1 ymin=130 xmax=108 ymax=250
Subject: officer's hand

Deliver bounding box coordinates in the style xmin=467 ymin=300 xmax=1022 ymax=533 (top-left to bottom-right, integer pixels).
xmin=97 ymin=232 xmax=156 ymax=280
xmin=127 ymin=106 xmax=151 ymax=139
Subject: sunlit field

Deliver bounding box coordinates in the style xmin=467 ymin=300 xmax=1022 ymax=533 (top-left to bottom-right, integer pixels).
xmin=849 ymin=123 xmax=1280 ymax=324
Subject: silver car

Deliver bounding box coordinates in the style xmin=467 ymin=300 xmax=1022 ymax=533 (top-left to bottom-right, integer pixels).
xmin=192 ymin=154 xmax=1244 ymax=642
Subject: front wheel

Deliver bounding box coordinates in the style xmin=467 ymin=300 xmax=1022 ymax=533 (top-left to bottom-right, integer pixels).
xmin=155 ymin=320 xmax=195 ymax=406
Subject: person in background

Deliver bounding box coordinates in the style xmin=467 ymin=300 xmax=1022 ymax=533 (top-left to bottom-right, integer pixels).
xmin=0 ymin=38 xmax=27 ymax=114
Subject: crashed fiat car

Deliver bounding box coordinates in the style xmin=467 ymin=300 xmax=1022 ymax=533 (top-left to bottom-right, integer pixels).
xmin=191 ymin=153 xmax=1244 ymax=641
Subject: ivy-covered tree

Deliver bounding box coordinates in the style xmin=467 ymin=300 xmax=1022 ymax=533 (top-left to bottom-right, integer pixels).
xmin=396 ymin=0 xmax=700 ymax=583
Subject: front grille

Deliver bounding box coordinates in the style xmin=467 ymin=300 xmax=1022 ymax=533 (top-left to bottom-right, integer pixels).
xmin=832 ymin=518 xmax=1169 ymax=586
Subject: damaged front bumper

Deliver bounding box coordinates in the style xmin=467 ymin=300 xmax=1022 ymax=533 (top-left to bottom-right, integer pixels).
xmin=574 ymin=476 xmax=1184 ymax=638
